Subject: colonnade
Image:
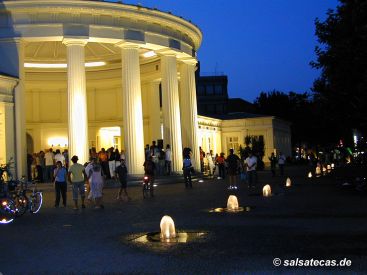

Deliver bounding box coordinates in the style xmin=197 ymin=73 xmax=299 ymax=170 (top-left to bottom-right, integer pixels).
xmin=54 ymin=39 xmax=199 ymax=175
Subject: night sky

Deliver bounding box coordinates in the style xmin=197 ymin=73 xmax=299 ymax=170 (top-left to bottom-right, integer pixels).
xmin=116 ymin=0 xmax=339 ymax=101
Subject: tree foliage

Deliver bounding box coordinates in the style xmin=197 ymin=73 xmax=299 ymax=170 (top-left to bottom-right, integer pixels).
xmin=254 ymin=90 xmax=324 ymax=145
xmin=311 ymin=0 xmax=367 ymax=140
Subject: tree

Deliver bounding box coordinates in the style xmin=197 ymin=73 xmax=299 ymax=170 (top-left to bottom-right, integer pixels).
xmin=254 ymin=90 xmax=323 ymax=146
xmin=311 ymin=0 xmax=367 ymax=144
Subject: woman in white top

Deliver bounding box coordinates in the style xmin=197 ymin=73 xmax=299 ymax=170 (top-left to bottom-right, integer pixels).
xmin=86 ymin=159 xmax=104 ymax=209
xmin=206 ymin=152 xmax=215 ymax=177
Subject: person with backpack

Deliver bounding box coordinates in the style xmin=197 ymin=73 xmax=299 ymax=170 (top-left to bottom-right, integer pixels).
xmin=226 ymin=149 xmax=240 ymax=190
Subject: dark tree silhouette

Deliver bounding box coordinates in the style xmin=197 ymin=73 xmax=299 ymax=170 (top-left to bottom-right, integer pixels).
xmin=311 ymin=0 xmax=367 ymax=144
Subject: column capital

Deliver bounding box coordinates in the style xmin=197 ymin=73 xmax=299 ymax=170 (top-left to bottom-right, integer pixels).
xmin=62 ymin=38 xmax=88 ymax=47
xmin=0 ymin=75 xmax=18 ymax=92
xmin=159 ymin=51 xmax=177 ymax=58
xmin=179 ymin=58 xmax=198 ymax=66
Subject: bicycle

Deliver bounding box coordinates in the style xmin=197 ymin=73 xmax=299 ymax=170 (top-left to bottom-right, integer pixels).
xmin=0 ymin=160 xmax=43 ymax=223
xmin=0 ymin=161 xmax=17 ymax=223
xmin=142 ymin=175 xmax=154 ymax=198
xmin=15 ymin=179 xmax=43 ymax=215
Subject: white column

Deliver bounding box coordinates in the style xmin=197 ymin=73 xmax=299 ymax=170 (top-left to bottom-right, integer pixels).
xmin=147 ymin=81 xmax=162 ymax=142
xmin=161 ymin=54 xmax=183 ymax=173
xmin=0 ymin=76 xmax=17 ymax=172
xmin=179 ymin=60 xmax=200 ymax=170
xmin=63 ymin=39 xmax=89 ymax=165
xmin=0 ymin=102 xmax=14 ymax=164
xmin=119 ymin=44 xmax=145 ymax=174
xmin=14 ymin=40 xmax=27 ymax=178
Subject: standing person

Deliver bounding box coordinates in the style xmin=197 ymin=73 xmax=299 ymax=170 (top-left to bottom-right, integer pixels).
xmin=245 ymin=151 xmax=258 ymax=189
xmin=39 ymin=151 xmax=46 ymax=183
xmin=183 ymin=151 xmax=193 ymax=188
xmin=157 ymin=148 xmax=165 ymax=176
xmin=143 ymin=156 xmax=156 ymax=196
xmin=199 ymin=147 xmax=204 ymax=172
xmin=86 ymin=158 xmax=104 ymax=209
xmin=53 ymin=161 xmax=67 ymax=208
xmin=68 ymin=155 xmax=87 ymax=210
xmin=35 ymin=152 xmax=43 ymax=182
xmin=145 ymin=144 xmax=150 ymax=160
xmin=268 ymin=152 xmax=277 ymax=177
xmin=108 ymin=147 xmax=116 ymax=179
xmin=90 ymin=147 xmax=98 ymax=159
xmin=54 ymin=149 xmax=65 ymax=167
xmin=216 ymin=153 xmax=226 ymax=179
xmin=120 ymin=149 xmax=126 ymax=162
xmin=207 ymin=152 xmax=215 ymax=178
xmin=165 ymin=144 xmax=172 ymax=175
xmin=278 ymin=152 xmax=286 ymax=176
xmin=63 ymin=149 xmax=69 ymax=169
xmin=44 ymin=149 xmax=55 ymax=182
xmin=114 ymin=148 xmax=121 ymax=169
xmin=115 ymin=159 xmax=130 ymax=201
xmin=98 ymin=148 xmax=109 ymax=178
xmin=226 ymin=149 xmax=240 ymax=189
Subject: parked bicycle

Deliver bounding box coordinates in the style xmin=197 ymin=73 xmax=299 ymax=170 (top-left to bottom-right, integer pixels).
xmin=13 ymin=179 xmax=43 ymax=216
xmin=1 ymin=160 xmax=43 ymax=224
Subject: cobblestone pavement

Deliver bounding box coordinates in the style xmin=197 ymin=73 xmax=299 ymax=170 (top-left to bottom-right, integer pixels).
xmin=1 ymin=166 xmax=366 ymax=274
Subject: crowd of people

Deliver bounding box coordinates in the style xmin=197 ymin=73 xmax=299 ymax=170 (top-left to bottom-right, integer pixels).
xmin=26 ymin=142 xmax=292 ymax=210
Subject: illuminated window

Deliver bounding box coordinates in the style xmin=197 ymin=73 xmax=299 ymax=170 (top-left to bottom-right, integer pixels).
xmin=228 ymin=137 xmax=239 ymax=152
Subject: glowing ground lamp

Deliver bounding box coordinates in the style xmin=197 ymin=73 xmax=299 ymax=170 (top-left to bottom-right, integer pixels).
xmin=160 ymin=215 xmax=176 ymax=240
xmin=315 ymin=167 xmax=322 ymax=177
xmin=308 ymin=172 xmax=313 ymax=178
xmin=262 ymin=184 xmax=272 ymax=197
xmin=128 ymin=215 xmax=208 ymax=244
xmin=227 ymin=195 xmax=239 ymax=211
xmin=286 ymin=177 xmax=291 ymax=187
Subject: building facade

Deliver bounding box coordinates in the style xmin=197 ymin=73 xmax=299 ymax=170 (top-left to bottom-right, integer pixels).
xmin=0 ymin=0 xmax=291 ymax=178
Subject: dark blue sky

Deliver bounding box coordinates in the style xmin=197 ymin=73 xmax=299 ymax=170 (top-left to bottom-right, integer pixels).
xmin=120 ymin=0 xmax=339 ymax=101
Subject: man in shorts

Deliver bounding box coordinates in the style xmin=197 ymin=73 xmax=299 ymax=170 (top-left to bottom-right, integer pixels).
xmin=67 ymin=155 xmax=88 ymax=210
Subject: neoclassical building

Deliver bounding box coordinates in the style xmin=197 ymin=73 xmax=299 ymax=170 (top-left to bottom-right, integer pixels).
xmin=0 ymin=0 xmax=291 ymax=178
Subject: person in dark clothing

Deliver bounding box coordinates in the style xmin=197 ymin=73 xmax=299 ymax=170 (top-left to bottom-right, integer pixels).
xmin=143 ymin=156 xmax=156 ymax=196
xmin=183 ymin=151 xmax=193 ymax=188
xmin=268 ymin=152 xmax=277 ymax=177
xmin=115 ymin=159 xmax=130 ymax=201
xmin=226 ymin=149 xmax=240 ymax=189
xmin=53 ymin=161 xmax=67 ymax=207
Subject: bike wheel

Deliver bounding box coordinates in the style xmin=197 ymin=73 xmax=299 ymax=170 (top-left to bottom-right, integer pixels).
xmin=30 ymin=192 xmax=43 ymax=214
xmin=14 ymin=194 xmax=28 ymax=217
xmin=143 ymin=184 xmax=149 ymax=199
xmin=0 ymin=198 xmax=16 ymax=224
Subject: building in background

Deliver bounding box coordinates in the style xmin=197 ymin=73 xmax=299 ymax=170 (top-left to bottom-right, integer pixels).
xmin=0 ymin=0 xmax=291 ymax=178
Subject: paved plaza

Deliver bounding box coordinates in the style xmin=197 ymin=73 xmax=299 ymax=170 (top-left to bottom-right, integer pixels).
xmin=1 ymin=166 xmax=367 ymax=274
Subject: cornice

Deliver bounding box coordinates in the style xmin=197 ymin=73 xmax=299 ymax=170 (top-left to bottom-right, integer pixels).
xmin=2 ymin=0 xmax=202 ymax=50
